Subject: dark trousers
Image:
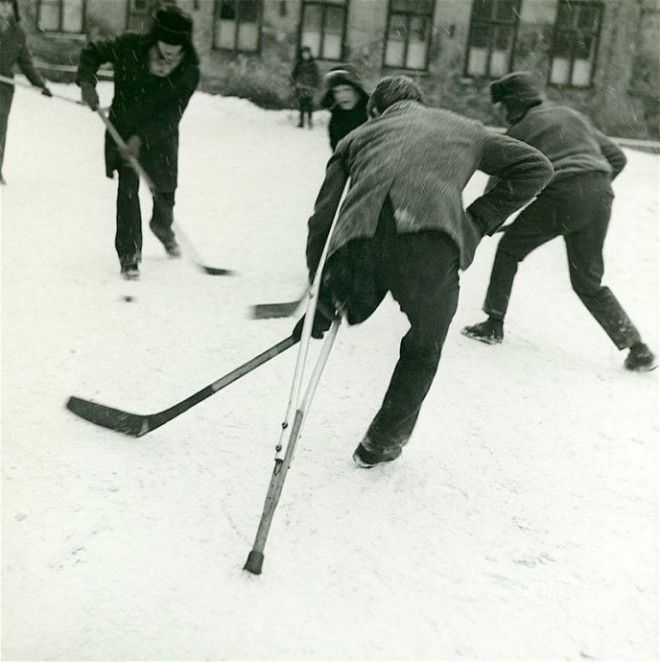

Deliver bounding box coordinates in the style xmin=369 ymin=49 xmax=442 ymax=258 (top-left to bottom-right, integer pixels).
xmin=298 ymin=96 xmax=313 ymax=127
xmin=484 ymin=172 xmax=641 ymax=350
xmin=0 ymin=86 xmax=14 ymax=176
xmin=116 ymin=165 xmax=175 ymax=264
xmin=327 ymin=198 xmax=460 ymax=455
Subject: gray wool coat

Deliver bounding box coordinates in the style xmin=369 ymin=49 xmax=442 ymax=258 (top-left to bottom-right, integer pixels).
xmin=306 ymin=100 xmax=553 ymax=276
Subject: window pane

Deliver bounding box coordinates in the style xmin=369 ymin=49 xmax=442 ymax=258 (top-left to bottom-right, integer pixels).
xmin=553 ymin=30 xmax=573 ymax=56
xmin=571 ymin=58 xmax=592 ymax=86
xmin=301 ymin=4 xmax=322 ymax=57
xmin=405 ymin=15 xmax=428 ymax=68
xmin=550 ymin=56 xmax=570 ymax=84
xmin=215 ymin=19 xmax=236 ymax=48
xmin=470 ymin=21 xmax=490 ymax=48
xmin=467 ymin=46 xmax=488 ymax=75
xmin=39 ymin=0 xmax=60 ymax=30
xmin=555 ymin=2 xmax=575 ymax=29
xmin=493 ymin=24 xmax=512 ymax=49
xmin=490 ymin=48 xmax=508 ymax=76
xmin=62 ymin=0 xmax=84 ymax=32
xmin=577 ymin=3 xmax=599 ymax=31
xmin=321 ymin=5 xmax=344 ymax=59
xmin=471 ymin=0 xmax=492 ymax=21
xmin=392 ymin=0 xmax=434 ymax=14
xmin=573 ymin=32 xmax=593 ymax=59
xmin=494 ymin=0 xmax=518 ymax=22
xmin=237 ymin=0 xmax=258 ymax=22
xmin=237 ymin=21 xmax=259 ymax=51
xmin=385 ymin=13 xmax=406 ymax=66
xmin=219 ymin=0 xmax=236 ymax=20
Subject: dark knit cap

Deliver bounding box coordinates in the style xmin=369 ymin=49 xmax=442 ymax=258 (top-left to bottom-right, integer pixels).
xmin=152 ymin=6 xmax=193 ymax=46
xmin=321 ymin=65 xmax=369 ymax=109
xmin=490 ymin=71 xmax=545 ymax=107
xmin=368 ymin=75 xmax=424 ymax=115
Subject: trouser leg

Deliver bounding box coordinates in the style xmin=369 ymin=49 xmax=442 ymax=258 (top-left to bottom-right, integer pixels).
xmin=115 ymin=165 xmax=142 ymax=263
xmin=565 ymin=195 xmax=641 ymax=349
xmin=149 ymin=190 xmax=176 ymax=247
xmin=364 ymin=222 xmax=461 ymax=455
xmin=483 ymin=196 xmax=560 ymax=319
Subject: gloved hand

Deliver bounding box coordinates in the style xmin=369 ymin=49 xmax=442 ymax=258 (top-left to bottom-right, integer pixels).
xmin=292 ymin=298 xmax=335 ymax=341
xmin=121 ymin=135 xmax=142 ymax=161
xmin=40 ymin=86 xmax=53 ymax=97
xmin=80 ymin=82 xmax=99 ymax=110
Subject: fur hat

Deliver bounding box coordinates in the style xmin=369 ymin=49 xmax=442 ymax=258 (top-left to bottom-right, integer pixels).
xmin=152 ymin=6 xmax=193 ymax=46
xmin=367 ymin=75 xmax=424 ymax=115
xmin=320 ymin=65 xmax=369 ymax=109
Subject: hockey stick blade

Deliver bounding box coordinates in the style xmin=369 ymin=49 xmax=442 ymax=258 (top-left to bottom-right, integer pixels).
xmin=66 ymin=335 xmax=298 ymax=437
xmin=201 ymin=265 xmax=236 ymax=276
xmin=66 ymin=397 xmax=150 ymax=436
xmin=251 ymin=298 xmax=304 ymax=319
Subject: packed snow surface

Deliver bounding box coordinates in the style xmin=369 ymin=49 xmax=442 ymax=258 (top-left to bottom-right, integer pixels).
xmin=2 ymin=83 xmax=658 ymax=660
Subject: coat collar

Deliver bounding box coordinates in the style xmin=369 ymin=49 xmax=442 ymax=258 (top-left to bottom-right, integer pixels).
xmin=379 ymin=99 xmax=423 ymax=119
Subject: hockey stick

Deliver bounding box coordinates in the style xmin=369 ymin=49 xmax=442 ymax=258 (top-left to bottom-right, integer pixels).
xmin=0 ymin=74 xmax=84 ymax=105
xmin=96 ymin=108 xmax=234 ymax=276
xmin=244 ymin=184 xmax=347 ymax=575
xmin=66 ymin=335 xmax=298 ymax=436
xmin=250 ymin=287 xmax=307 ymax=319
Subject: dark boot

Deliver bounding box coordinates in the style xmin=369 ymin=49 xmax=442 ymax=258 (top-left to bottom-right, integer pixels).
xmin=352 ymin=442 xmax=401 ymax=469
xmin=120 ymin=258 xmax=139 ymax=280
xmin=624 ymin=342 xmax=657 ymax=372
xmin=462 ymin=317 xmax=504 ymax=344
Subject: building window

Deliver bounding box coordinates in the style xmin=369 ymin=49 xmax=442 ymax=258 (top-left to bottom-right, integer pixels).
xmin=37 ymin=0 xmax=86 ymax=33
xmin=213 ymin=0 xmax=262 ymax=53
xmin=299 ymin=0 xmax=348 ymax=61
xmin=465 ymin=0 xmax=520 ymax=78
xmin=549 ymin=0 xmax=603 ymax=88
xmin=126 ymin=0 xmax=151 ymax=32
xmin=384 ymin=0 xmax=435 ymax=71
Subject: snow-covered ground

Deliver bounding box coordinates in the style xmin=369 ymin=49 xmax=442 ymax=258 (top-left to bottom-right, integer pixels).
xmin=1 ymin=82 xmax=658 ymax=661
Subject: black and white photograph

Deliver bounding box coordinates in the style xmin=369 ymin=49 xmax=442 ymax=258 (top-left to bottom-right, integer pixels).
xmin=1 ymin=0 xmax=658 ymax=659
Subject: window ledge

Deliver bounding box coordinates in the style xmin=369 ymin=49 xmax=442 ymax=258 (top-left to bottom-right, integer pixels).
xmin=38 ymin=30 xmax=87 ymax=41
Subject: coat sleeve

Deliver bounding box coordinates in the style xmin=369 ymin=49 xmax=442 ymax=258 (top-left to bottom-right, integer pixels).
xmin=16 ymin=38 xmax=45 ymax=88
xmin=593 ymin=128 xmax=627 ymax=180
xmin=467 ymin=132 xmax=553 ymax=235
xmin=306 ymin=147 xmax=350 ymax=280
xmin=137 ymin=65 xmax=200 ymax=145
xmin=77 ymin=38 xmax=120 ymax=85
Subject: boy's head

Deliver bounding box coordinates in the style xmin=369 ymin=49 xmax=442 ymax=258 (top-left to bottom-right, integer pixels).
xmin=152 ymin=6 xmax=193 ymax=48
xmin=301 ymin=46 xmax=312 ymax=60
xmin=0 ymin=0 xmax=18 ymax=22
xmin=490 ymin=71 xmax=545 ymax=124
xmin=367 ymin=75 xmax=423 ymax=117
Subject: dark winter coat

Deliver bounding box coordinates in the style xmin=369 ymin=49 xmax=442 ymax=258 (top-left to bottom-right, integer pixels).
xmin=306 ymin=100 xmax=553 ymax=275
xmin=0 ymin=20 xmax=46 ymax=91
xmin=291 ymin=58 xmax=319 ymax=98
xmin=320 ymin=67 xmax=369 ymax=151
xmin=505 ymin=102 xmax=627 ymax=183
xmin=77 ymin=33 xmax=200 ymax=188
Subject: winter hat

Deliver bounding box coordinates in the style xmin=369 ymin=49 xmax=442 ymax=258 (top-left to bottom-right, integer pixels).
xmin=321 ymin=65 xmax=369 ymax=109
xmin=367 ymin=75 xmax=424 ymax=116
xmin=490 ymin=71 xmax=545 ymax=107
xmin=152 ymin=6 xmax=193 ymax=46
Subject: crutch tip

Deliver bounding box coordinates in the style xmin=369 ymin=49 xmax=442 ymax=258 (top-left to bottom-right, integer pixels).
xmin=243 ymin=550 xmax=264 ymax=575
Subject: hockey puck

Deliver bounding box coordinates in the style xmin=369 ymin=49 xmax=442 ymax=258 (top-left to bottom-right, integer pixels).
xmin=122 ymin=295 xmax=135 ymax=302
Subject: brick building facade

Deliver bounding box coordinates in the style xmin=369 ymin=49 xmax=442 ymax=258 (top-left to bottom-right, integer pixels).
xmin=18 ymin=0 xmax=660 ymax=138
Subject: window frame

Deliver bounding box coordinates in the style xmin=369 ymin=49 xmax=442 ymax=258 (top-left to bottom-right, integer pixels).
xmin=212 ymin=0 xmax=264 ymax=54
xmin=297 ymin=0 xmax=350 ymax=63
xmin=463 ymin=0 xmax=521 ymax=79
xmin=548 ymin=0 xmax=604 ymax=89
xmin=37 ymin=0 xmax=87 ymax=34
xmin=382 ymin=0 xmax=436 ymax=72
xmin=125 ymin=0 xmax=150 ymax=32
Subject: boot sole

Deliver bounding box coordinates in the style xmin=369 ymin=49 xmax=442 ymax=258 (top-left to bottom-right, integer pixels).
xmin=461 ymin=328 xmax=503 ymax=345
